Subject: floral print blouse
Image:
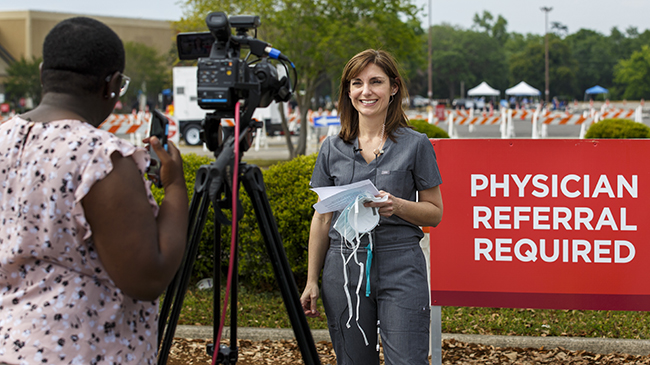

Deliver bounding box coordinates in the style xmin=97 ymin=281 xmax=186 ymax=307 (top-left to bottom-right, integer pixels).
xmin=0 ymin=117 xmax=160 ymax=364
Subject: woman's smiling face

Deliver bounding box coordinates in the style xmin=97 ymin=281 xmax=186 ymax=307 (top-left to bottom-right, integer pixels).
xmin=348 ymin=63 xmax=397 ymax=119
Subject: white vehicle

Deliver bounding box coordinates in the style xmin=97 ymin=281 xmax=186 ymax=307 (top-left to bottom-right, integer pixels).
xmin=172 ymin=66 xmax=287 ymax=145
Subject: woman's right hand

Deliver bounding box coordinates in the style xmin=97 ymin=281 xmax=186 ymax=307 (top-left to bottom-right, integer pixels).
xmin=145 ymin=136 xmax=185 ymax=190
xmin=301 ymin=282 xmax=321 ymax=318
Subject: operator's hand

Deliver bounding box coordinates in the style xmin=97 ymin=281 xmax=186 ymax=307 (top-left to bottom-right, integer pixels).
xmin=301 ymin=283 xmax=321 ymax=318
xmin=364 ymin=190 xmax=396 ymax=218
xmin=143 ymin=136 xmax=185 ymax=190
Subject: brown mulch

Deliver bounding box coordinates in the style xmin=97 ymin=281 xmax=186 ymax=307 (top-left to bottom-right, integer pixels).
xmin=165 ymin=338 xmax=650 ymax=364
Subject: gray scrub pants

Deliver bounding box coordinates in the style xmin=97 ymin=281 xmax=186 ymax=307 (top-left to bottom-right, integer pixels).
xmin=321 ymin=242 xmax=430 ymax=365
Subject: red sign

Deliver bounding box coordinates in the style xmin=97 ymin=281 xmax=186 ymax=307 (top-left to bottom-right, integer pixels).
xmin=165 ymin=114 xmax=180 ymax=144
xmin=0 ymin=103 xmax=9 ymax=113
xmin=430 ymin=139 xmax=650 ymax=311
xmin=435 ymin=104 xmax=446 ymax=120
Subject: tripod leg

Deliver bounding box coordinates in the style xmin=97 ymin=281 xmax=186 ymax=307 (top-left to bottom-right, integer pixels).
xmin=158 ymin=183 xmax=215 ymax=365
xmin=240 ymin=164 xmax=322 ymax=365
xmin=158 ymin=179 xmax=205 ymax=345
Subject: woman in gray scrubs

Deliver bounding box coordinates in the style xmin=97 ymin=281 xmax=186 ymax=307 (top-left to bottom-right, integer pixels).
xmin=300 ymin=49 xmax=443 ymax=365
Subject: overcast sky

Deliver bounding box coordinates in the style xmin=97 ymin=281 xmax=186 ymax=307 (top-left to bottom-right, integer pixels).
xmin=1 ymin=0 xmax=648 ymax=36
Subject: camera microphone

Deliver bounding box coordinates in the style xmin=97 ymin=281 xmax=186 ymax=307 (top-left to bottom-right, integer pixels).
xmin=240 ymin=37 xmax=289 ymax=61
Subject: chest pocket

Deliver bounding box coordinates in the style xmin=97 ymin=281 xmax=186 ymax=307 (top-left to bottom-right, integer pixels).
xmin=375 ymin=170 xmax=413 ymax=199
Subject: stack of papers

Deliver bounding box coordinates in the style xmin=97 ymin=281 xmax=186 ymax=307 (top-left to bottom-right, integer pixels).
xmin=311 ymin=179 xmax=386 ymax=214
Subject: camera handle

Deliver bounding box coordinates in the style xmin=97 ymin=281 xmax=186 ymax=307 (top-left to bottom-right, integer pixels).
xmin=156 ymin=133 xmax=321 ymax=365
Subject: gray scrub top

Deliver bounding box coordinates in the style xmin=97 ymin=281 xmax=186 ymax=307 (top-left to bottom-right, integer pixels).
xmin=311 ymin=127 xmax=442 ymax=250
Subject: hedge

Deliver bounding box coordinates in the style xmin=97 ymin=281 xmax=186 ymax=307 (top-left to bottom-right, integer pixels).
xmin=584 ymin=118 xmax=650 ymax=139
xmin=151 ymin=153 xmax=318 ymax=289
xmin=149 ymin=119 xmax=445 ymax=290
xmin=410 ymin=119 xmax=450 ymax=138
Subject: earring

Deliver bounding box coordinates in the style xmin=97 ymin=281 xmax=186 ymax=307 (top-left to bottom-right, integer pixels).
xmin=110 ymin=92 xmax=116 ymax=98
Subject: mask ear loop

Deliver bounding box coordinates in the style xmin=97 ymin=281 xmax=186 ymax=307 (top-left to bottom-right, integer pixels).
xmin=338 ymin=196 xmax=370 ymax=346
xmin=352 ymin=199 xmax=369 ymax=345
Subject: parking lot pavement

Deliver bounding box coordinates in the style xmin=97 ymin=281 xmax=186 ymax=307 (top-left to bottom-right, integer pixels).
xmin=178 ymin=137 xmax=321 ymax=161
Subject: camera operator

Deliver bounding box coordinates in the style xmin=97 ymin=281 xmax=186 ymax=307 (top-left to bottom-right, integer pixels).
xmin=0 ymin=17 xmax=188 ymax=363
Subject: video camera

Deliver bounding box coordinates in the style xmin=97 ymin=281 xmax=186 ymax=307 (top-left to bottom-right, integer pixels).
xmin=176 ymin=12 xmax=296 ymax=152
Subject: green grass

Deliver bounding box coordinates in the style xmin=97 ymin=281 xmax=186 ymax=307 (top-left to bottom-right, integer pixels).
xmin=172 ymin=286 xmax=328 ymax=330
xmin=171 ymin=287 xmax=650 ymax=339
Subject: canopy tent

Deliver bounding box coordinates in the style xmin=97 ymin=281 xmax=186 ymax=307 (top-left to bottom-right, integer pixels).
xmin=585 ymin=85 xmax=608 ymax=95
xmin=467 ymin=81 xmax=500 ymax=96
xmin=505 ymin=81 xmax=541 ymax=96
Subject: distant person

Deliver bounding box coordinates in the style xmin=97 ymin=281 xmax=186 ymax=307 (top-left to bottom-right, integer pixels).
xmin=0 ymin=17 xmax=188 ymax=363
xmin=301 ymin=49 xmax=443 ymax=365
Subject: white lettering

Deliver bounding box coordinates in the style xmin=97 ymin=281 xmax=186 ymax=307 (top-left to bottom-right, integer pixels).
xmin=513 ymin=207 xmax=531 ymax=229
xmin=533 ymin=207 xmax=551 ymax=230
xmin=532 ymin=175 xmax=549 ymax=198
xmin=615 ymin=240 xmax=635 ymax=263
xmin=574 ymin=207 xmax=594 ymax=230
xmin=595 ymin=207 xmax=618 ymax=230
xmin=560 ymin=174 xmax=581 ymax=198
xmin=592 ymin=175 xmax=615 ymax=198
xmin=617 ymin=175 xmax=638 ymax=198
xmin=511 ymin=174 xmax=532 ymax=197
xmin=540 ymin=239 xmax=559 ymax=262
xmin=620 ymin=207 xmax=637 ymax=231
xmin=471 ymin=174 xmax=488 ymax=197
xmin=552 ymin=207 xmax=572 ymax=230
xmin=514 ymin=239 xmax=538 ymax=262
xmin=491 ymin=174 xmax=509 ymax=197
xmin=494 ymin=206 xmax=511 ymax=229
xmin=594 ymin=240 xmax=611 ymax=263
xmin=572 ymin=240 xmax=592 ymax=263
xmin=474 ymin=238 xmax=635 ymax=264
xmin=495 ymin=239 xmax=512 ymax=261
xmin=473 ymin=206 xmax=492 ymax=229
xmin=475 ymin=238 xmax=493 ymax=261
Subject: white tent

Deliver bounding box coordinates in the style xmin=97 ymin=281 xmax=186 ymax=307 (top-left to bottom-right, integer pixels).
xmin=467 ymin=81 xmax=500 ymax=96
xmin=505 ymin=81 xmax=541 ymax=96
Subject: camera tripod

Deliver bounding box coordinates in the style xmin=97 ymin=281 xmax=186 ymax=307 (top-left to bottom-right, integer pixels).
xmin=156 ymin=128 xmax=321 ymax=365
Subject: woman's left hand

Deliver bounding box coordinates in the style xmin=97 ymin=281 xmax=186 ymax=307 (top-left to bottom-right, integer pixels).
xmin=365 ymin=190 xmax=397 ymax=217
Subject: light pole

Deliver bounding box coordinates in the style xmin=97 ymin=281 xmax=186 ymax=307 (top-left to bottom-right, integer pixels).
xmin=541 ymin=6 xmax=552 ymax=106
xmin=427 ymin=0 xmax=433 ymax=105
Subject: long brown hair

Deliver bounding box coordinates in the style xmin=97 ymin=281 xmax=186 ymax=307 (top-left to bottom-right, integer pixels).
xmin=337 ymin=49 xmax=410 ymax=144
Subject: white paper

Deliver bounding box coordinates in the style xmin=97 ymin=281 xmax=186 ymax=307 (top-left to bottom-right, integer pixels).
xmin=311 ymin=179 xmax=385 ymax=214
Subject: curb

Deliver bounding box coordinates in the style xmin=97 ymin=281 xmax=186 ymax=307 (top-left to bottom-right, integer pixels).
xmin=173 ymin=325 xmax=650 ymax=356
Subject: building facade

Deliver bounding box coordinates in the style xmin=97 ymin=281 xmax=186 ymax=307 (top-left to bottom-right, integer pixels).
xmin=0 ymin=10 xmax=176 ymax=96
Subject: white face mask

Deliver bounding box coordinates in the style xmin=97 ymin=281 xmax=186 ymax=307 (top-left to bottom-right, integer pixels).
xmin=332 ymin=192 xmax=387 ymax=348
xmin=333 ymin=193 xmax=380 ymax=244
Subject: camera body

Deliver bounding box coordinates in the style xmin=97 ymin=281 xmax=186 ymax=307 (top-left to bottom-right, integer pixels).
xmin=177 ymin=12 xmax=293 ymax=152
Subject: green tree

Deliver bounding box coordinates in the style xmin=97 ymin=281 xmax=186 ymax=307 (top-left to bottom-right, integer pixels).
xmin=565 ymin=29 xmax=616 ymax=98
xmin=123 ymin=41 xmax=172 ymax=112
xmin=175 ymin=0 xmax=422 ymax=157
xmin=508 ymin=34 xmax=578 ymax=99
xmin=472 ymin=10 xmax=509 ymax=46
xmin=430 ymin=25 xmax=507 ymax=100
xmin=613 ymin=45 xmax=650 ymax=100
xmin=3 ymin=56 xmax=42 ymax=110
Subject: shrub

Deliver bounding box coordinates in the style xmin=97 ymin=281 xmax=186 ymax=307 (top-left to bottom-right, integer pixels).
xmin=584 ymin=118 xmax=650 ymax=139
xmin=151 ymin=153 xmax=318 ymax=289
xmin=151 ymin=153 xmax=217 ymax=283
xmin=237 ymin=154 xmax=318 ymax=289
xmin=410 ymin=119 xmax=450 ymax=138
